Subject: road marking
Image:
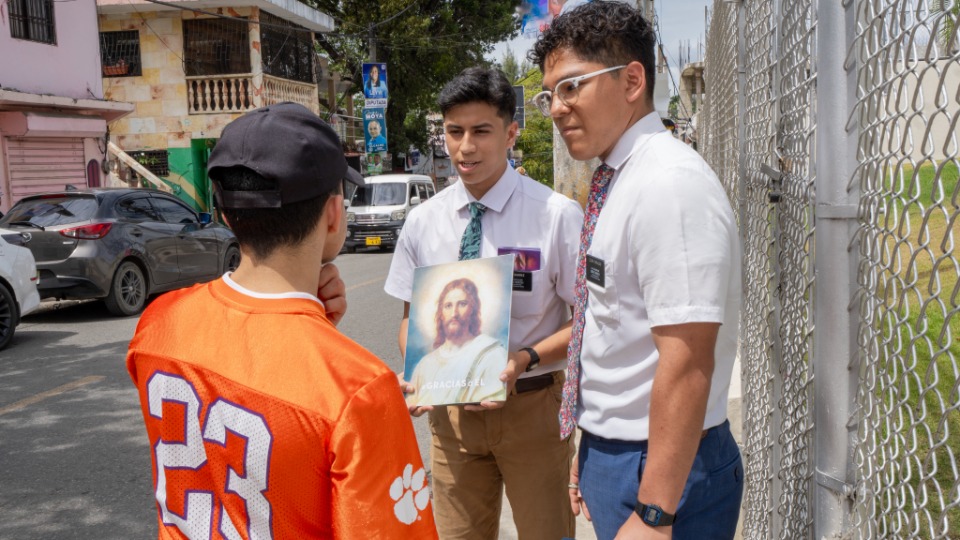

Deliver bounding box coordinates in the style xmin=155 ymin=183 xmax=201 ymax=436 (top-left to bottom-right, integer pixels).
xmin=0 ymin=376 xmax=105 ymax=417
xmin=346 ymin=277 xmax=385 ymax=292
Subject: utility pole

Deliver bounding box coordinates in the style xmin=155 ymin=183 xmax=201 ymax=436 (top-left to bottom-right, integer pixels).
xmin=368 ymin=25 xmax=377 ymax=62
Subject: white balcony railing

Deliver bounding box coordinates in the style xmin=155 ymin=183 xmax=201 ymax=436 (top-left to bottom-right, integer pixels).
xmin=185 ymin=73 xmax=318 ymax=115
xmin=262 ymin=74 xmax=319 ymax=114
xmin=186 ymin=74 xmax=253 ymax=114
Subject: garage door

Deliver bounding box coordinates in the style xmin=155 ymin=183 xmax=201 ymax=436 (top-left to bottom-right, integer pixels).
xmin=6 ymin=137 xmax=86 ymax=201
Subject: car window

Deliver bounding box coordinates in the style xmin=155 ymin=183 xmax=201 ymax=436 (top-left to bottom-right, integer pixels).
xmin=151 ymin=196 xmax=198 ymax=224
xmin=351 ymin=183 xmax=406 ymax=206
xmin=115 ymin=196 xmax=160 ymax=221
xmin=0 ymin=196 xmax=99 ymax=228
xmin=426 ymin=184 xmax=435 ymax=198
xmin=416 ymin=184 xmax=428 ymax=201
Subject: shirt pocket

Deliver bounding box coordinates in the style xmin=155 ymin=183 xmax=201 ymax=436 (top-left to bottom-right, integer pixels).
xmin=585 ymin=257 xmax=620 ymax=327
xmin=510 ymin=270 xmax=548 ymax=320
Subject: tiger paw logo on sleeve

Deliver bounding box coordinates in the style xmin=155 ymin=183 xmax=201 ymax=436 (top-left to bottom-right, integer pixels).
xmin=390 ymin=463 xmax=430 ymax=524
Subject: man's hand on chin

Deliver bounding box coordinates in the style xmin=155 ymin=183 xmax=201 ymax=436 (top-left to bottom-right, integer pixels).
xmin=615 ymin=512 xmax=671 ymax=540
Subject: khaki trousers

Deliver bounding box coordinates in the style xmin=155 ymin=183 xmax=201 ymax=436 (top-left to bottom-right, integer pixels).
xmin=428 ymin=371 xmax=575 ymax=540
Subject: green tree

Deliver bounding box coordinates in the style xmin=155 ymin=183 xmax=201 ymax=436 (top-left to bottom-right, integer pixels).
xmin=668 ymin=94 xmax=680 ymax=119
xmin=500 ymin=45 xmax=521 ymax=84
xmin=496 ymin=45 xmax=532 ymax=84
xmin=931 ymin=0 xmax=959 ymax=52
xmin=514 ymin=67 xmax=554 ymax=187
xmin=303 ymin=0 xmax=520 ymax=166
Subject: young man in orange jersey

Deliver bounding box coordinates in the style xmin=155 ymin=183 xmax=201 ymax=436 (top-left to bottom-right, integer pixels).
xmin=126 ymin=102 xmax=438 ymax=539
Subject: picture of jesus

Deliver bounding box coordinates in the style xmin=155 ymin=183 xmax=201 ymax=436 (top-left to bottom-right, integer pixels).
xmin=406 ymin=278 xmax=506 ymax=406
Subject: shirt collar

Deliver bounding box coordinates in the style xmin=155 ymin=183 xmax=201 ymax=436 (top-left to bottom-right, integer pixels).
xmin=603 ymin=111 xmax=667 ymax=172
xmin=451 ymin=163 xmax=519 ymax=213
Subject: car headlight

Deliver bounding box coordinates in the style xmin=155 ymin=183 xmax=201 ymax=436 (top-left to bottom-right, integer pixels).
xmin=391 ymin=210 xmax=406 ymax=221
xmin=347 ymin=212 xmax=355 ymax=223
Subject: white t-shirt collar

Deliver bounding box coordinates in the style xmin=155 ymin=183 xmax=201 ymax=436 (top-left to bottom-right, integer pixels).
xmin=222 ymin=272 xmax=325 ymax=307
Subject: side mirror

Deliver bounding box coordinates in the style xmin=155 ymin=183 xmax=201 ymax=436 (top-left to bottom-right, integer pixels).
xmin=410 ymin=196 xmax=421 ymax=206
xmin=198 ymin=212 xmax=212 ymax=225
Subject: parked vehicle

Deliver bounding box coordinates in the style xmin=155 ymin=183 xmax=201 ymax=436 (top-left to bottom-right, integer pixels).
xmin=345 ymin=174 xmax=436 ymax=252
xmin=0 ymin=228 xmax=41 ymax=350
xmin=0 ymin=189 xmax=240 ymax=316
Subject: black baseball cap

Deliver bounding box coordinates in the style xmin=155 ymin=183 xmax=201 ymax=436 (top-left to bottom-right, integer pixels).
xmin=207 ymin=102 xmax=364 ymax=209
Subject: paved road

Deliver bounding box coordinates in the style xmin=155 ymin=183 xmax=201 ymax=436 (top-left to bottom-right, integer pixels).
xmin=0 ymin=248 xmax=733 ymax=539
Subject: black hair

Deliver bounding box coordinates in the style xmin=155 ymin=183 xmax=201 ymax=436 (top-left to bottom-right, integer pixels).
xmin=216 ymin=166 xmax=335 ymax=260
xmin=529 ymin=0 xmax=657 ymax=101
xmin=438 ymin=67 xmax=516 ymax=124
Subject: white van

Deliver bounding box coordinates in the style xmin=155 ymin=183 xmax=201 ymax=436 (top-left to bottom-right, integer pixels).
xmin=345 ymin=174 xmax=436 ymax=251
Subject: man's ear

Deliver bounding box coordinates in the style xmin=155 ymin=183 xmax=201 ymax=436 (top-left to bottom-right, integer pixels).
xmin=325 ymin=193 xmax=344 ymax=232
xmin=505 ymin=120 xmax=519 ymax=148
xmin=624 ymin=61 xmax=648 ymax=105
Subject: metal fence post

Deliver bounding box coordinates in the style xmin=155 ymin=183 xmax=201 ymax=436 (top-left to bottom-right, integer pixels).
xmin=813 ymin=0 xmax=860 ymax=537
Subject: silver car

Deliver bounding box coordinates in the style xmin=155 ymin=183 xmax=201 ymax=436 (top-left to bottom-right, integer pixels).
xmin=0 ymin=228 xmax=41 ymax=349
xmin=0 ymin=188 xmax=240 ymax=316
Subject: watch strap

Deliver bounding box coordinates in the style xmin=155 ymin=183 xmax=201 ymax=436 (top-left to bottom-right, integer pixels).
xmin=634 ymin=501 xmax=676 ymax=526
xmin=520 ymin=347 xmax=540 ymax=372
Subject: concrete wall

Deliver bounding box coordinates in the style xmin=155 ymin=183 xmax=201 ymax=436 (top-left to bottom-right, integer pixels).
xmin=0 ymin=0 xmax=104 ymax=100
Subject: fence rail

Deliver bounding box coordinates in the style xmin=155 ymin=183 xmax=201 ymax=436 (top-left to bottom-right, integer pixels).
xmin=700 ymin=0 xmax=960 ymax=538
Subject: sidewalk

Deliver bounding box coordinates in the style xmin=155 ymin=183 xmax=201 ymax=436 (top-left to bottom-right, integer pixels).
xmin=498 ymin=357 xmax=744 ymax=539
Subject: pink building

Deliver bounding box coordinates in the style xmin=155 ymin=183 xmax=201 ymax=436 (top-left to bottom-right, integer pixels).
xmin=0 ymin=0 xmax=133 ymax=212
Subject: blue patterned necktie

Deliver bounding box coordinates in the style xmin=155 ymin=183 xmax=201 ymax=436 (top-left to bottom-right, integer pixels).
xmin=459 ymin=202 xmax=487 ymax=260
xmin=559 ymin=164 xmax=614 ymax=439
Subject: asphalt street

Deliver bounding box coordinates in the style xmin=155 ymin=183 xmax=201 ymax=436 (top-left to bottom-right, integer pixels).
xmin=0 ymin=247 xmax=732 ymax=539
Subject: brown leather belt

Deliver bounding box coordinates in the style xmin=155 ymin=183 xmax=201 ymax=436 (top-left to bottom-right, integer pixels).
xmin=515 ymin=372 xmax=556 ymax=394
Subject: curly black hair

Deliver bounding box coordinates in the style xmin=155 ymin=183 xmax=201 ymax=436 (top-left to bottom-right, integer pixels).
xmin=529 ymin=0 xmax=657 ymax=101
xmin=438 ymin=67 xmax=516 ymax=124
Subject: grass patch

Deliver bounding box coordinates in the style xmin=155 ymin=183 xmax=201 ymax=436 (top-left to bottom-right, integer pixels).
xmin=875 ymin=160 xmax=960 ymax=537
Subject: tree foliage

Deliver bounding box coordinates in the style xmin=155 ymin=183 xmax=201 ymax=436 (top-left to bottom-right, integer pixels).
xmin=301 ymin=0 xmax=521 ymax=165
xmin=496 ymin=45 xmax=531 ymax=85
xmin=513 ymin=67 xmax=554 ymax=187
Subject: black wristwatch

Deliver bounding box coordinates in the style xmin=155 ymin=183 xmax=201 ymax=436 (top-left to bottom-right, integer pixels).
xmin=635 ymin=501 xmax=675 ymax=527
xmin=520 ymin=347 xmax=540 ymax=372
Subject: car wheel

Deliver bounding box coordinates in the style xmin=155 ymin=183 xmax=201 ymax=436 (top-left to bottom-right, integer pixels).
xmin=0 ymin=284 xmax=18 ymax=350
xmin=105 ymin=261 xmax=147 ymax=316
xmin=223 ymin=245 xmax=241 ymax=272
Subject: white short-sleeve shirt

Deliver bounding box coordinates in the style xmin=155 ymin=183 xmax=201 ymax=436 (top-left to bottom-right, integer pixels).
xmin=577 ymin=112 xmax=742 ymax=441
xmin=385 ymin=166 xmax=584 ymax=378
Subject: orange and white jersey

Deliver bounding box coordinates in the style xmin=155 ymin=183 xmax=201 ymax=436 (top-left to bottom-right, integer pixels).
xmin=127 ymin=276 xmax=437 ymax=539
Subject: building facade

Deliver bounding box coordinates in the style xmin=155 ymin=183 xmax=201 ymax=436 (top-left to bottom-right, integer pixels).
xmin=0 ymin=0 xmax=134 ymax=213
xmin=96 ymin=0 xmax=338 ymax=211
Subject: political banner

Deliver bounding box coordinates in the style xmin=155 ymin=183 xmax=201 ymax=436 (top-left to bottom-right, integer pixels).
xmin=362 ymin=62 xmax=389 ymax=108
xmin=364 ymin=108 xmax=387 ymax=154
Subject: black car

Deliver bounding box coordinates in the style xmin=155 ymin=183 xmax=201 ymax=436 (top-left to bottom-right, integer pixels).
xmin=0 ymin=188 xmax=240 ymax=316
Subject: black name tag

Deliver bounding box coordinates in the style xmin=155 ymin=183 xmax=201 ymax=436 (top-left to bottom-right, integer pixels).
xmin=586 ymin=255 xmax=605 ymax=287
xmin=512 ymin=271 xmax=533 ymax=292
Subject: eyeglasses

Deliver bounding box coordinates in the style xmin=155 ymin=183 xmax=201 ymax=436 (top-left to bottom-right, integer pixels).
xmin=532 ymin=65 xmax=627 ymax=117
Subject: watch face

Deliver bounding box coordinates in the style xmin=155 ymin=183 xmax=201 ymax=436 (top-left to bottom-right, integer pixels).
xmin=644 ymin=507 xmax=661 ymax=524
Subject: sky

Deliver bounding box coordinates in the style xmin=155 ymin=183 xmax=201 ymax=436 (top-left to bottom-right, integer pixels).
xmin=487 ymin=0 xmax=713 ymax=96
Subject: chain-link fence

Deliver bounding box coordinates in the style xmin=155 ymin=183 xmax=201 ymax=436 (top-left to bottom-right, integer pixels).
xmin=700 ymin=0 xmax=960 ymax=538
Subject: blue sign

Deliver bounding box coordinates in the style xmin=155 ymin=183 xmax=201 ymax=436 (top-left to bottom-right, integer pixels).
xmin=364 ymin=108 xmax=388 ymax=154
xmin=362 ymin=63 xmax=389 ymax=108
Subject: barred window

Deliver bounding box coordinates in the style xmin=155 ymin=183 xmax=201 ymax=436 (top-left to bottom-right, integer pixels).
xmin=100 ymin=31 xmax=142 ymax=77
xmin=8 ymin=0 xmax=55 ymax=45
xmin=183 ymin=18 xmax=251 ymax=76
xmin=131 ymin=150 xmax=169 ymax=177
xmin=260 ymin=11 xmax=315 ymax=84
